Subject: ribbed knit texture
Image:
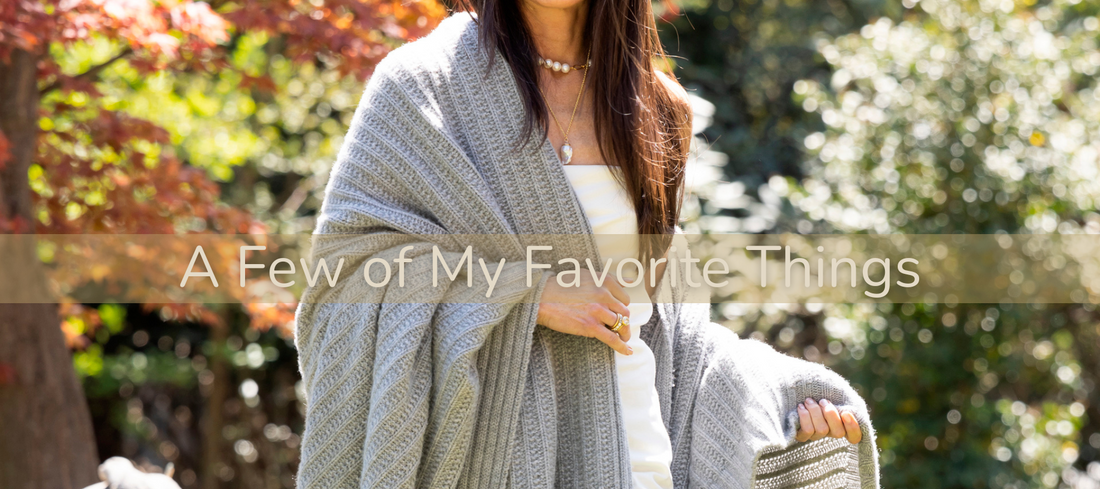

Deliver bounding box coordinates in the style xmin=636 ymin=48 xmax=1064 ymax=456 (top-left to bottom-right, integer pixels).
xmin=294 ymin=13 xmax=879 ymax=489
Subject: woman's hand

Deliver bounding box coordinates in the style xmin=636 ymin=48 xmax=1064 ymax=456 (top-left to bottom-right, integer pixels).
xmin=796 ymin=398 xmax=862 ymax=444
xmin=537 ymin=273 xmax=634 ymax=356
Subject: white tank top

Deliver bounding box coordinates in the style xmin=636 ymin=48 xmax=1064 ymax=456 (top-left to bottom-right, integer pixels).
xmin=562 ymin=165 xmax=674 ymax=489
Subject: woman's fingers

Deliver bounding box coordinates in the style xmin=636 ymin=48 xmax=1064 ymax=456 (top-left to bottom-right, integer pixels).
xmin=841 ymin=412 xmax=863 ymax=444
xmin=590 ymin=320 xmax=633 ymax=356
xmin=605 ymin=297 xmax=630 ymax=320
xmin=819 ymin=399 xmax=845 ymax=438
xmin=604 ymin=276 xmax=631 ymax=306
xmin=601 ymin=296 xmax=631 ymax=343
xmin=796 ymin=399 xmax=863 ymax=445
xmin=537 ymin=274 xmax=638 ymax=353
xmin=804 ymin=398 xmax=830 ymax=440
xmin=591 ymin=304 xmax=631 ymax=342
xmin=796 ymin=404 xmax=814 ymax=442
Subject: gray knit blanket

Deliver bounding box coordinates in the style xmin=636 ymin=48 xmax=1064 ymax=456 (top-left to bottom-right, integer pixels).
xmin=294 ymin=13 xmax=879 ymax=489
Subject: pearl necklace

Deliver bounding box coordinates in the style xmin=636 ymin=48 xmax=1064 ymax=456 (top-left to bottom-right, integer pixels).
xmin=537 ymin=50 xmax=591 ymax=165
xmin=536 ymin=56 xmax=592 ymax=74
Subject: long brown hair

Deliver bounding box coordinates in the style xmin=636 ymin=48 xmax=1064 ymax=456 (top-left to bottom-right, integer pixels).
xmin=453 ymin=0 xmax=693 ymax=262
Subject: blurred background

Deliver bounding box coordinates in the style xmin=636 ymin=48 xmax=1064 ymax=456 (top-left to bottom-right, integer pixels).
xmin=1 ymin=0 xmax=1100 ymax=487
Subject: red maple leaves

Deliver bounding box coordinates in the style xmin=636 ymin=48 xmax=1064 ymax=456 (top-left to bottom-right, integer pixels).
xmin=3 ymin=0 xmax=444 ymax=345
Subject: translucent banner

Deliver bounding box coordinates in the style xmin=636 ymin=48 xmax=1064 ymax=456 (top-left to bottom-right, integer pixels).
xmin=0 ymin=233 xmax=1097 ymax=304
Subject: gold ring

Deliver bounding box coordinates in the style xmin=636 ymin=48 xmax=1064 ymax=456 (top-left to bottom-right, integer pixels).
xmin=608 ymin=313 xmax=628 ymax=333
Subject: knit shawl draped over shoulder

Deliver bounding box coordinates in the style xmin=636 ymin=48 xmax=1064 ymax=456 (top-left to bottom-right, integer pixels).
xmin=294 ymin=14 xmax=880 ymax=489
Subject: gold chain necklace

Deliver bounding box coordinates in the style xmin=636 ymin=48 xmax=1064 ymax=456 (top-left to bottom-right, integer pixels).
xmin=537 ymin=51 xmax=590 ymax=165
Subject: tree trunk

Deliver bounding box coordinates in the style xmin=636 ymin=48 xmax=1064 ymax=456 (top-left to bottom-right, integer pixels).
xmin=0 ymin=48 xmax=100 ymax=488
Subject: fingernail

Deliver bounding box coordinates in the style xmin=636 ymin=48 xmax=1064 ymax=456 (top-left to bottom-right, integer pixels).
xmin=627 ymin=346 xmax=634 ymax=355
xmin=819 ymin=399 xmax=830 ymax=406
xmin=797 ymin=404 xmax=807 ymax=412
xmin=805 ymin=398 xmax=815 ymax=405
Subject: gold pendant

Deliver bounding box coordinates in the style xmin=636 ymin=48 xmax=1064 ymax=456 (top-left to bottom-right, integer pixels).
xmin=561 ymin=144 xmax=573 ymax=165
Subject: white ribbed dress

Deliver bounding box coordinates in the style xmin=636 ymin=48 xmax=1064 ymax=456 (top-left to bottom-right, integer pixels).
xmin=562 ymin=165 xmax=674 ymax=489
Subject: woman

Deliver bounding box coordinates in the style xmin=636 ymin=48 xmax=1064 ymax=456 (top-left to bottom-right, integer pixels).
xmin=293 ymin=0 xmax=879 ymax=486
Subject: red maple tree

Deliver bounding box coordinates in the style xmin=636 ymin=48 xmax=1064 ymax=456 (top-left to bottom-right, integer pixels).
xmin=0 ymin=0 xmax=443 ymax=486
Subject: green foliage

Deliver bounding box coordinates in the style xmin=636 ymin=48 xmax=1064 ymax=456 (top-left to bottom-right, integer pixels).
xmin=672 ymin=0 xmax=1100 ymax=486
xmin=660 ymin=0 xmax=903 ymax=185
xmin=98 ymin=304 xmax=127 ymax=334
xmin=787 ymin=0 xmax=1100 ymax=235
xmin=81 ymin=348 xmax=197 ymax=397
xmin=79 ymin=306 xmax=305 ymax=487
xmin=48 ymin=30 xmax=365 ymax=232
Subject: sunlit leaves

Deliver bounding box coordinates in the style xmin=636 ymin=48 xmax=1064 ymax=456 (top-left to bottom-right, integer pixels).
xmin=677 ymin=0 xmax=1100 ymax=485
xmin=769 ymin=0 xmax=1100 ymax=485
xmin=791 ymin=0 xmax=1100 ymax=235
